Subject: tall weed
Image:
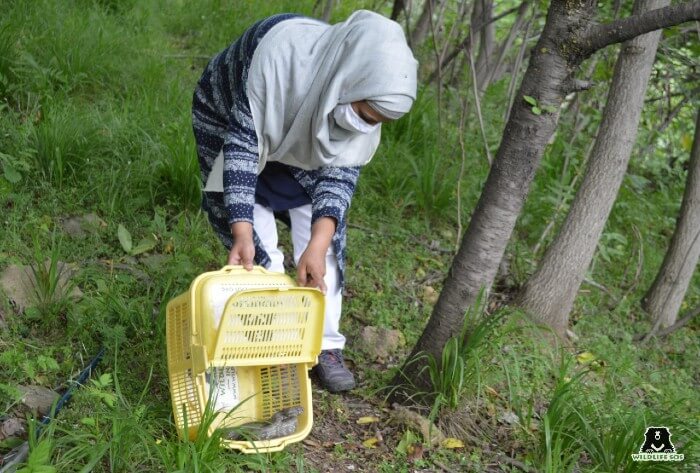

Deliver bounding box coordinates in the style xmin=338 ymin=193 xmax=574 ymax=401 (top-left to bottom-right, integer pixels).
xmin=425 ymin=293 xmax=505 ymax=412
xmin=153 ymin=121 xmax=201 ymax=211
xmin=31 ymin=105 xmax=107 ymax=187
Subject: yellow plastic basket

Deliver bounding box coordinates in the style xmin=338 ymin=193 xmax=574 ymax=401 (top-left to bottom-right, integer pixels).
xmin=165 ymin=265 xmax=324 ymax=452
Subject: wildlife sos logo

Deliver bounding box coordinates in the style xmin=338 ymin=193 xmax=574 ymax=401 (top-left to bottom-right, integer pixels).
xmin=631 ymin=427 xmax=684 ymax=462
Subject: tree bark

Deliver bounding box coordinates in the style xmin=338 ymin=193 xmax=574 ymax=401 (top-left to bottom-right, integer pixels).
xmin=516 ymin=0 xmax=669 ymax=339
xmin=390 ymin=0 xmax=700 ymax=403
xmin=391 ymin=0 xmax=409 ymax=21
xmin=391 ymin=0 xmax=586 ymax=399
xmin=320 ymin=0 xmax=334 ymax=23
xmin=478 ymin=1 xmax=531 ymax=93
xmin=411 ymin=0 xmax=445 ymax=48
xmin=473 ymin=0 xmax=496 ymax=90
xmin=642 ymin=108 xmax=700 ymax=329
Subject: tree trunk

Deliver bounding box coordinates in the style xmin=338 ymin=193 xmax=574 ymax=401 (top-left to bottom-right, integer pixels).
xmin=516 ymin=0 xmax=668 ymax=339
xmin=389 ymin=0 xmax=700 ymax=403
xmin=391 ymin=0 xmax=409 ymax=21
xmin=320 ymin=0 xmax=334 ymax=23
xmin=391 ymin=0 xmax=585 ymax=399
xmin=480 ymin=1 xmax=531 ymax=93
xmin=411 ymin=0 xmax=443 ymax=48
xmin=642 ymin=108 xmax=700 ymax=329
xmin=473 ymin=0 xmax=495 ymax=91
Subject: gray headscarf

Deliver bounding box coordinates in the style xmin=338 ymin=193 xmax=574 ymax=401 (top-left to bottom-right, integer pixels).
xmin=247 ymin=10 xmax=418 ymax=172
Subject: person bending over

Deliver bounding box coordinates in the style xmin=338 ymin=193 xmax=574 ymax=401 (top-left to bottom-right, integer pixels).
xmin=192 ymin=10 xmax=417 ymax=392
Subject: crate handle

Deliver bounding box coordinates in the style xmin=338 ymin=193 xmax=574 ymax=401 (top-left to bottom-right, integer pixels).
xmin=221 ymin=265 xmax=244 ymax=272
xmin=220 ymin=265 xmax=271 ymax=273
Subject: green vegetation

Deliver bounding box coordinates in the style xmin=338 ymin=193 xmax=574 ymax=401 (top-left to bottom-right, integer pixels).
xmin=1 ymin=0 xmax=697 ymax=471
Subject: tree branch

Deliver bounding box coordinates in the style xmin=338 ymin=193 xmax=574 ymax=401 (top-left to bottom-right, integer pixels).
xmin=656 ymin=304 xmax=700 ymax=337
xmin=583 ymin=2 xmax=700 ymax=56
xmin=427 ymin=3 xmax=525 ymax=83
xmin=634 ymin=304 xmax=700 ymax=340
xmin=563 ymin=78 xmax=594 ymax=94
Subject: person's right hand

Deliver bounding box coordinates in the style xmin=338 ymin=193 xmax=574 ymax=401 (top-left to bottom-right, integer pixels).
xmin=228 ymin=222 xmax=255 ymax=270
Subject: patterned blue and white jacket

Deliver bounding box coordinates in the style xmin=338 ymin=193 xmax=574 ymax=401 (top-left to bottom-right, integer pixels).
xmin=192 ymin=14 xmax=360 ymax=284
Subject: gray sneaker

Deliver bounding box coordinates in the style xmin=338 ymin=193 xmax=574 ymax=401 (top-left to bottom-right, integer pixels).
xmin=314 ymin=349 xmax=356 ymax=393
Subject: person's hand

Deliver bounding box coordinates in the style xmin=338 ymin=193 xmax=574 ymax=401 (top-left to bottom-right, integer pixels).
xmin=228 ymin=222 xmax=254 ymax=270
xmin=297 ymin=217 xmax=336 ymax=293
xmin=297 ymin=241 xmax=327 ymax=293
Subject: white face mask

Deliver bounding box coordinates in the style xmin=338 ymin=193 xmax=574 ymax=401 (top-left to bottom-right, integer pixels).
xmin=332 ymin=103 xmax=380 ymax=134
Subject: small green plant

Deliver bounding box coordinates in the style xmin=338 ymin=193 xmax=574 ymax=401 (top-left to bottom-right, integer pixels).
xmin=425 ymin=292 xmax=505 ymax=413
xmin=16 ymin=419 xmax=57 ymax=473
xmin=117 ymin=223 xmax=158 ymax=256
xmin=523 ymin=95 xmax=558 ymax=116
xmin=27 ymin=233 xmax=74 ymax=324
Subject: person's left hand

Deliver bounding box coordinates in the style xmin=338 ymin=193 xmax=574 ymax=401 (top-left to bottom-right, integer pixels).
xmin=296 ymin=241 xmax=327 ymax=294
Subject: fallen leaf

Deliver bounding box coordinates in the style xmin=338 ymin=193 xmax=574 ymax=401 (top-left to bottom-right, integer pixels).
xmin=357 ymin=416 xmax=380 ymax=425
xmin=407 ymin=443 xmax=424 ymax=462
xmin=362 ymin=437 xmax=379 ymax=448
xmin=641 ymin=383 xmax=662 ymax=395
xmin=576 ymin=351 xmax=596 ymax=365
xmin=118 ymin=224 xmax=133 ymax=254
xmin=441 ymin=438 xmax=464 ymax=449
xmin=422 ymin=285 xmax=439 ymax=304
xmin=302 ymin=438 xmax=321 ymax=448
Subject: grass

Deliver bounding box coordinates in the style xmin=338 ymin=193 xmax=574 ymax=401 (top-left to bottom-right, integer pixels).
xmin=0 ymin=0 xmax=698 ymax=471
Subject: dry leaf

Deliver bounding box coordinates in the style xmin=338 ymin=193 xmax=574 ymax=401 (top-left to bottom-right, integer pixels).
xmin=421 ymin=285 xmax=439 ymax=304
xmin=441 ymin=437 xmax=465 ymax=449
xmin=357 ymin=416 xmax=380 ymax=425
xmin=407 ymin=443 xmax=424 ymax=462
xmin=303 ymin=438 xmax=321 ymax=448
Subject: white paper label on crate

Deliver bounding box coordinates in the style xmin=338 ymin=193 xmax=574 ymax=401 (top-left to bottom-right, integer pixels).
xmin=208 ymin=367 xmax=240 ymax=412
xmin=209 ymin=286 xmax=242 ymax=330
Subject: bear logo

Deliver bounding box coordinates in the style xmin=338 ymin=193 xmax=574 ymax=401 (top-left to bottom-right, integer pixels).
xmin=639 ymin=427 xmax=675 ymax=454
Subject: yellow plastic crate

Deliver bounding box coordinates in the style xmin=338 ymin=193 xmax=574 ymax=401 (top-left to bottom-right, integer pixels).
xmin=165 ymin=265 xmax=324 ymax=452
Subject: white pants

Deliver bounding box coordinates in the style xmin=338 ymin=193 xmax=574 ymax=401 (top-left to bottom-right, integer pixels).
xmin=253 ymin=203 xmax=345 ymax=350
